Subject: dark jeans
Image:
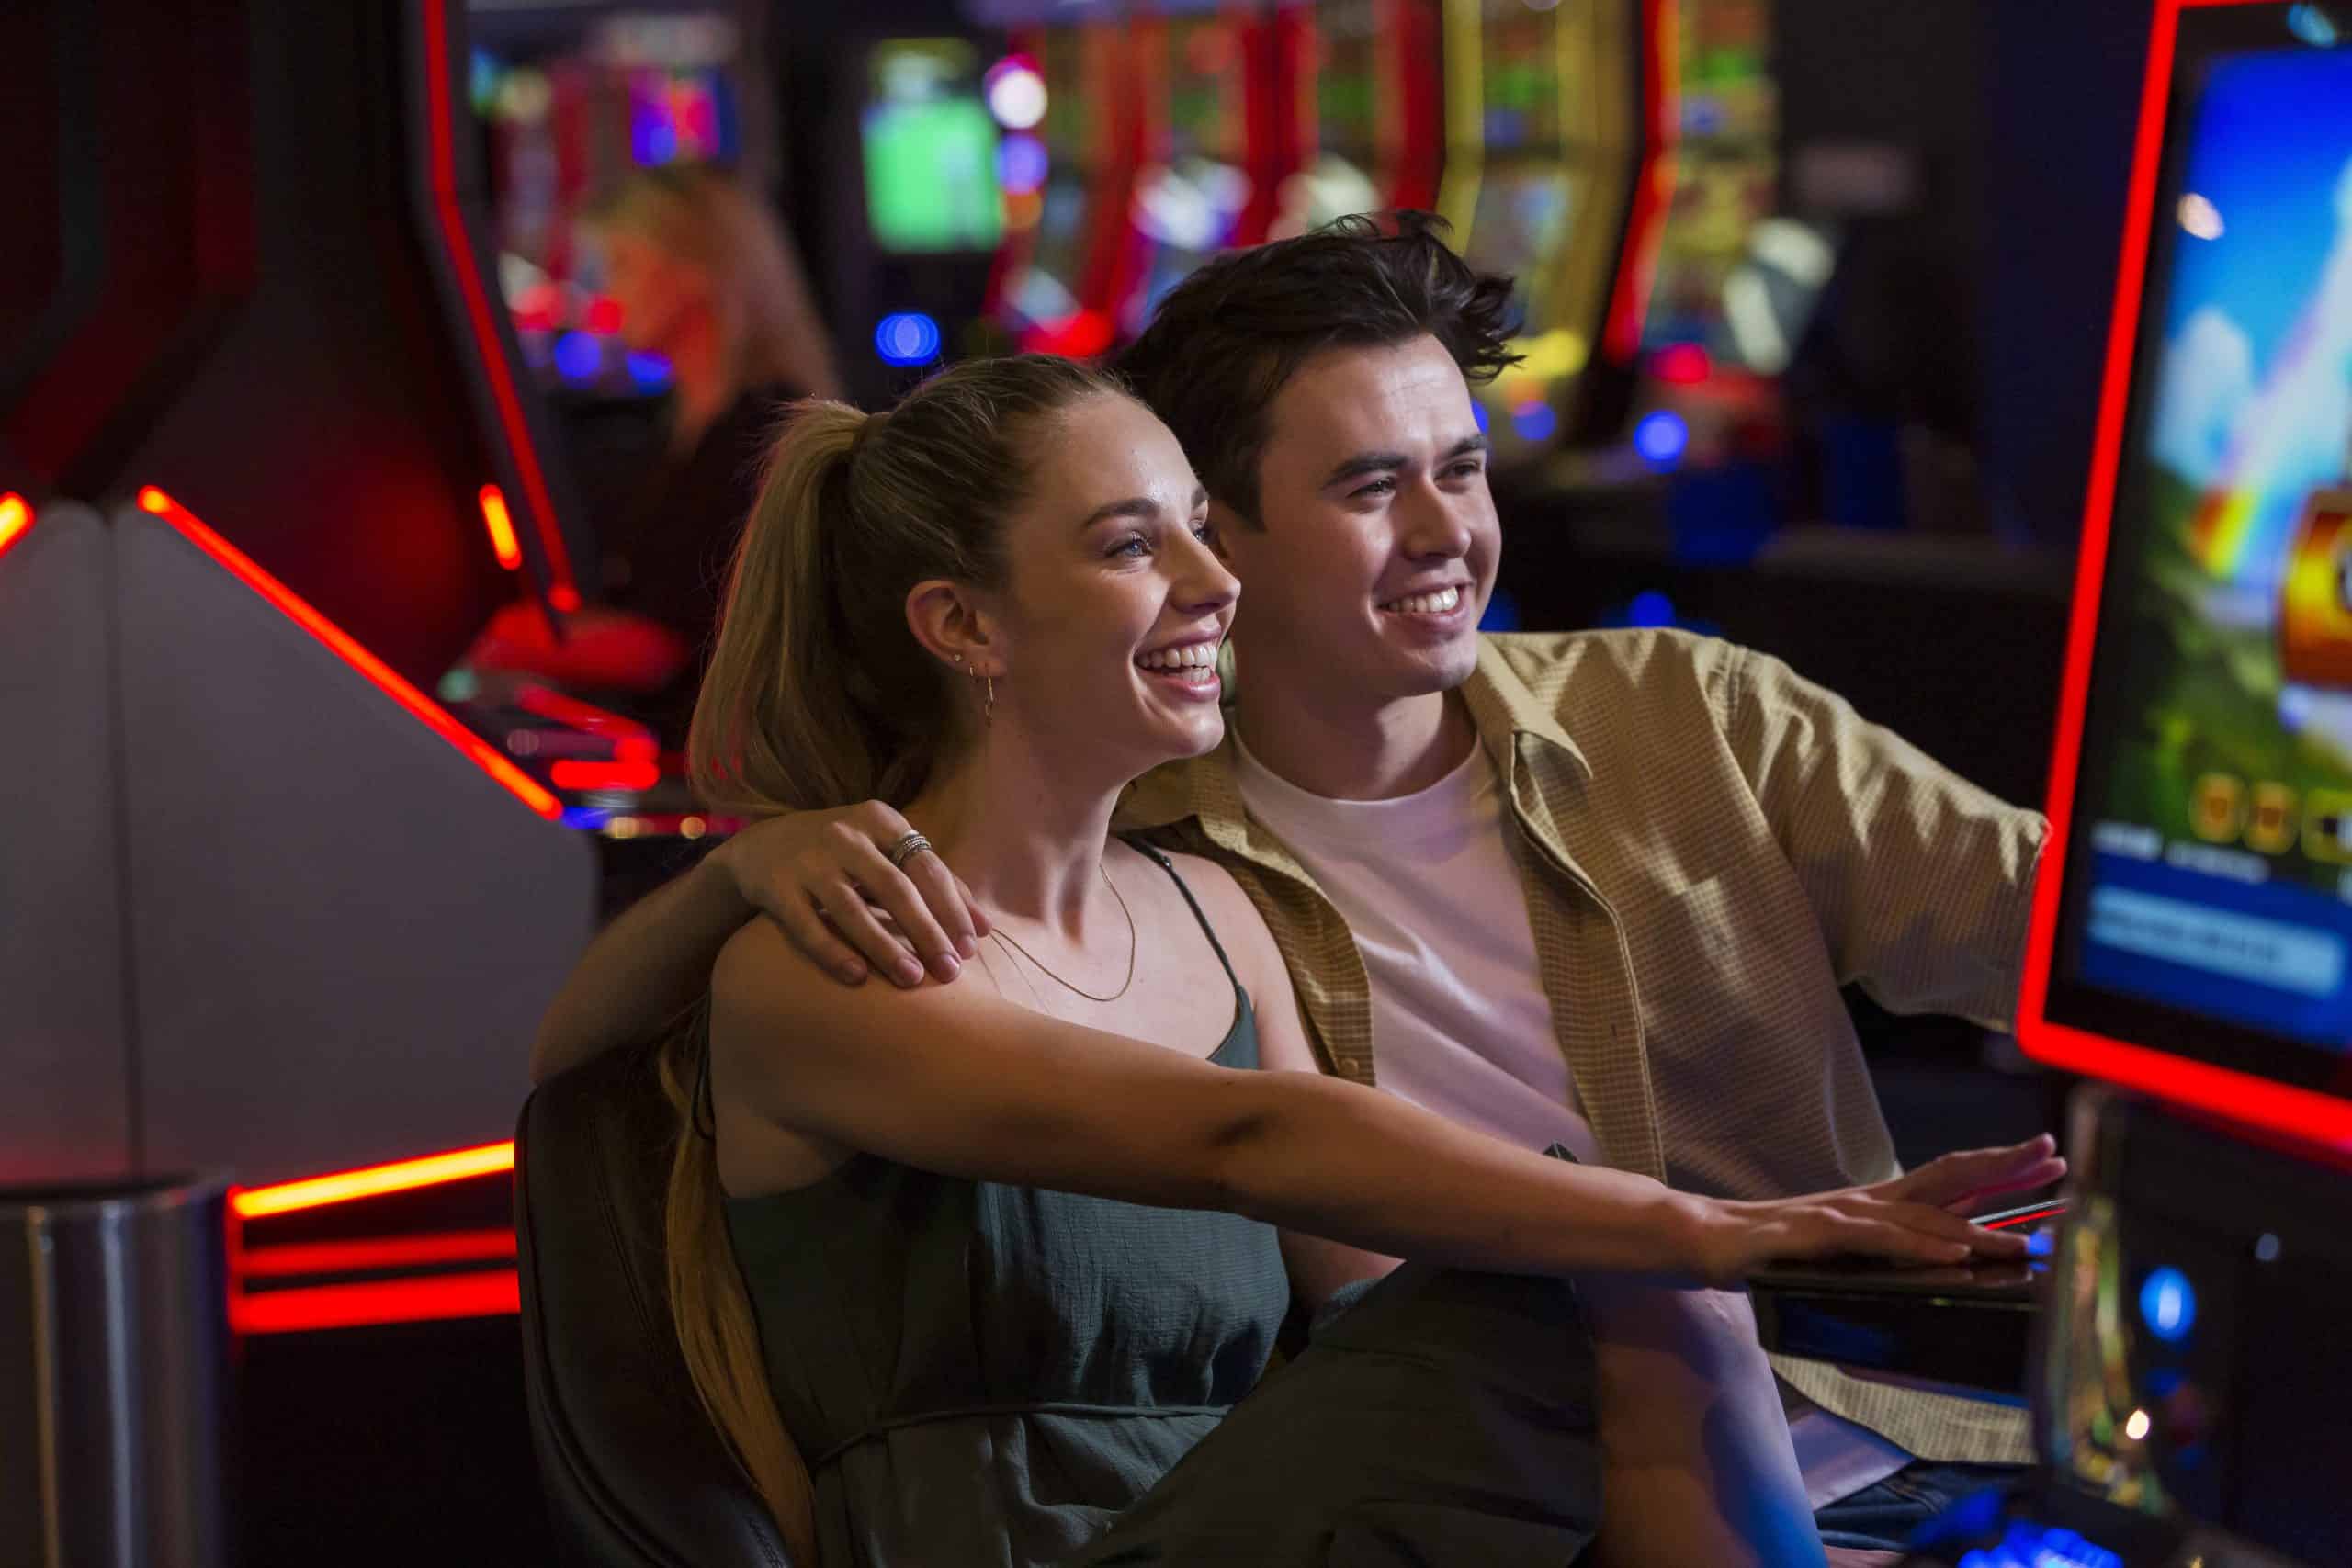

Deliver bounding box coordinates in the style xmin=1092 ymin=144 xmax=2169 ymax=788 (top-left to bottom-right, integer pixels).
xmin=1073 ymin=1262 xmax=1603 ymax=1566
xmin=1816 ymin=1461 xmax=2020 ymax=1551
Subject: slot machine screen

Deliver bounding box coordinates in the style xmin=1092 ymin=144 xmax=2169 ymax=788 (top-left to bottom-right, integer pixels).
xmin=863 ymin=39 xmax=1004 ymax=254
xmin=1462 ymin=168 xmax=1577 ymax=306
xmin=2032 ymin=8 xmax=2352 ymax=1122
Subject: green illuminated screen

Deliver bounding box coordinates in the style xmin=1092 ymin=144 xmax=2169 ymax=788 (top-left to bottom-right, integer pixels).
xmin=864 ymin=39 xmax=1002 ymax=254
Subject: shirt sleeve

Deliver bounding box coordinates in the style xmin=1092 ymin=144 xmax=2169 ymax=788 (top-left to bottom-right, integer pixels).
xmin=1721 ymin=643 xmax=2049 ymax=1030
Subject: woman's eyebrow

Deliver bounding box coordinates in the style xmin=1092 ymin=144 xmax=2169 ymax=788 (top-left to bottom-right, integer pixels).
xmin=1076 ymin=496 xmax=1161 ymax=532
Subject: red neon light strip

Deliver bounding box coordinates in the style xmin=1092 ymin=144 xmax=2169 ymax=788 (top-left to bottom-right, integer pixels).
xmin=422 ymin=0 xmax=581 ymax=612
xmin=478 ymin=483 xmax=523 ymax=570
xmin=1981 ymin=1201 xmax=2066 ymax=1233
xmin=514 ymin=684 xmax=654 ymax=739
xmin=2018 ymin=0 xmax=2352 ymax=1150
xmin=230 ymin=1139 xmax=515 ymax=1220
xmin=233 ymin=1269 xmax=520 ymax=1334
xmin=1601 ymin=0 xmax=1676 ymax=364
xmin=548 ymin=759 xmax=662 ymax=792
xmin=0 ymin=492 xmax=31 ymax=561
xmin=134 ymin=488 xmax=560 ymax=820
xmin=514 ymin=685 xmax=661 ymax=763
xmin=236 ymin=1227 xmax=517 ymax=1280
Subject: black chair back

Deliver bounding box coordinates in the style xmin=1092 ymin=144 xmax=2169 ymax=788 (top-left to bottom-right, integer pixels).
xmin=514 ymin=1044 xmax=797 ymax=1566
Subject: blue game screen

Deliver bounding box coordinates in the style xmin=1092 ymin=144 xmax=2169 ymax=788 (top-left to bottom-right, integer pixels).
xmin=2067 ymin=45 xmax=2352 ymax=1048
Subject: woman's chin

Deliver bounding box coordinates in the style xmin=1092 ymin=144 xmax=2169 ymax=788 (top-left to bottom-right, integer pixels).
xmin=1167 ymin=706 xmax=1227 ymax=759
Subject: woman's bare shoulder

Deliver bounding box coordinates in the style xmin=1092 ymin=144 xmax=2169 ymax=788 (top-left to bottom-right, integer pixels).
xmin=1126 ymin=844 xmax=1285 ymax=988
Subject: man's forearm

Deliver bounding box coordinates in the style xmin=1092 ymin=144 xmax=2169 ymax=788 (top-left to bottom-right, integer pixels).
xmin=530 ymin=856 xmax=753 ymax=1082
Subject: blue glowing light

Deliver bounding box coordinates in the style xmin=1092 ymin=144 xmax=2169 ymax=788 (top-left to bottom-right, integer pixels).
xmin=2289 ymin=5 xmax=2339 ymax=47
xmin=1478 ymin=587 xmax=1520 ymax=633
xmin=1955 ymin=1520 xmax=2125 ymax=1568
xmin=1510 ymin=401 xmax=1557 ymax=443
xmin=996 ymin=132 xmax=1049 ymax=196
xmin=2140 ymin=1267 xmax=2196 ymax=1343
xmin=626 ymin=351 xmax=674 ymax=392
xmin=875 ymin=312 xmax=944 ymax=367
xmin=1634 ymin=410 xmax=1690 ymax=469
xmin=552 ymin=331 xmax=602 ymax=382
xmin=560 ymin=807 xmax=615 ymax=832
xmin=1471 ymin=401 xmax=1490 ymax=434
xmin=2026 ymin=1227 xmax=2055 ymax=1258
xmin=633 ymin=118 xmax=679 ymax=166
xmin=1627 ymin=591 xmax=1675 ymax=628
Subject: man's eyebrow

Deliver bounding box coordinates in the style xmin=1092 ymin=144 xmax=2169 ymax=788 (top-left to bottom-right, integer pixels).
xmin=1319 ymin=450 xmax=1409 ymax=489
xmin=1319 ymin=435 xmax=1489 ymax=489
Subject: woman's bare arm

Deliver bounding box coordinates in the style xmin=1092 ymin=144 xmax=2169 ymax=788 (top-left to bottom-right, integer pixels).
xmin=1168 ymin=856 xmax=1405 ymax=1311
xmin=710 ymin=918 xmax=2035 ymax=1284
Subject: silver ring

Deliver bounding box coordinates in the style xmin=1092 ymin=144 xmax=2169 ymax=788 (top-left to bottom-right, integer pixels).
xmin=885 ymin=831 xmax=933 ymax=872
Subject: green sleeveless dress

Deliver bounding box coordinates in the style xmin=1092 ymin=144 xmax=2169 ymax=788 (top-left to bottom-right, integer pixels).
xmin=725 ymin=847 xmax=1602 ymax=1567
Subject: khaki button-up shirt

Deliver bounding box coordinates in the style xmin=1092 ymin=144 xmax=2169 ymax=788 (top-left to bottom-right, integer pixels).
xmin=1119 ymin=629 xmax=2049 ymax=1462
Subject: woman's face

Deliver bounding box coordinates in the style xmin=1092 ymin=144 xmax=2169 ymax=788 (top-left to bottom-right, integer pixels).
xmin=979 ymin=395 xmax=1238 ymax=781
xmin=600 ymin=228 xmax=705 ymax=358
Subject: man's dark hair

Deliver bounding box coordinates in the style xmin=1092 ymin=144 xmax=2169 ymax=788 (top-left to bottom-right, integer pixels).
xmin=1115 ymin=212 xmax=1521 ymax=526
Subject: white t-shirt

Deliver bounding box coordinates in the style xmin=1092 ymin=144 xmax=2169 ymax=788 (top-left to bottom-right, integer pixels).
xmin=1229 ymin=727 xmax=1910 ymax=1507
xmin=1229 ymin=729 xmax=1600 ymax=1165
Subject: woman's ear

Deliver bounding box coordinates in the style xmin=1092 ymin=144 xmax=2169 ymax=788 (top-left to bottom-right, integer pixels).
xmin=905 ymin=579 xmax=1002 ymax=679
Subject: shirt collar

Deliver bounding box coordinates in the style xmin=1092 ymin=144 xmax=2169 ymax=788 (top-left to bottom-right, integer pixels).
xmin=1118 ymin=637 xmax=1592 ymax=835
xmin=1462 ymin=637 xmax=1590 ymax=784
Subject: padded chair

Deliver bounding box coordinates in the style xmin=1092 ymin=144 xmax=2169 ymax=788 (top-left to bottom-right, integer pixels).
xmin=514 ymin=1043 xmax=797 ymax=1566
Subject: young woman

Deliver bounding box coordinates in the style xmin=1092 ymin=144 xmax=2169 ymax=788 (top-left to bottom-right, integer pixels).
xmin=469 ymin=166 xmax=845 ymax=732
xmin=660 ymin=354 xmax=2048 ymax=1566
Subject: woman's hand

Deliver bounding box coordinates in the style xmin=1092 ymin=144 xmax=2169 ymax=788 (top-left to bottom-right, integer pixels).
xmin=1686 ymin=1134 xmax=2065 ymax=1286
xmin=710 ymin=802 xmax=989 ymax=988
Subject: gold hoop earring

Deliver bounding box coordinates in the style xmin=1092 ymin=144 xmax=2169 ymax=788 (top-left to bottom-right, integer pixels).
xmin=984 ymin=672 xmax=996 ymax=727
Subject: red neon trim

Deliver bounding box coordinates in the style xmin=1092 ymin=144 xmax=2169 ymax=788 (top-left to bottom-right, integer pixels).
xmin=229 ymin=1139 xmax=515 ymax=1220
xmin=0 ymin=492 xmax=31 ymax=561
xmin=237 ymin=1227 xmax=516 ymax=1279
xmin=478 ymin=484 xmax=522 ymax=570
xmin=233 ymin=1269 xmax=519 ymax=1334
xmin=1981 ymin=1201 xmax=2066 ymax=1232
xmin=548 ymin=759 xmax=661 ymax=792
xmin=1602 ymin=0 xmax=1676 ymax=364
xmin=2018 ymin=0 xmax=2352 ymax=1152
xmin=513 ymin=683 xmax=653 ymax=739
xmin=1384 ymin=0 xmax=1443 ymax=212
xmin=134 ymin=488 xmax=560 ymax=820
xmin=421 ymin=0 xmax=579 ymax=610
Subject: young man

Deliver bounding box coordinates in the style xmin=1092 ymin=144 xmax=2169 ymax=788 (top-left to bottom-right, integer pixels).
xmin=532 ymin=216 xmax=2049 ymax=1552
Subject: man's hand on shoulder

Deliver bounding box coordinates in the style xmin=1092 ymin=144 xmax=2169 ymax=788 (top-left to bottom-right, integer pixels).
xmin=710 ymin=802 xmax=989 ymax=990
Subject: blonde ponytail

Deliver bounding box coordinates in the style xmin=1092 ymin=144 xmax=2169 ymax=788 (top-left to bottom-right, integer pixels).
xmin=656 ymin=1027 xmax=819 ymax=1559
xmin=687 ymin=400 xmax=891 ymax=815
xmin=662 ymin=355 xmax=1129 ymax=1557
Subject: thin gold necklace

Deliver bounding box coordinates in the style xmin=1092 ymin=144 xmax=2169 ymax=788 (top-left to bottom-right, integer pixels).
xmin=986 ymin=863 xmax=1136 ymax=1004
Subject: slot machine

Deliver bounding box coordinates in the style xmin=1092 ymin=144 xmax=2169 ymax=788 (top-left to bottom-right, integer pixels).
xmin=1285 ymin=0 xmax=1444 ymax=231
xmin=1437 ymin=0 xmax=1665 ymax=463
xmin=1922 ymin=5 xmax=2352 ymax=1562
xmin=988 ymin=6 xmax=1148 ymax=358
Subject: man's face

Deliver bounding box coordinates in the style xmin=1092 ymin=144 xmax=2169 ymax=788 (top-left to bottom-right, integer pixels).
xmin=1214 ymin=334 xmax=1498 ymax=707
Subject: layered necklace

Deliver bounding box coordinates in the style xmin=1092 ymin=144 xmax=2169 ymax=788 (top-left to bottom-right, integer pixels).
xmin=984 ymin=862 xmax=1136 ymax=1005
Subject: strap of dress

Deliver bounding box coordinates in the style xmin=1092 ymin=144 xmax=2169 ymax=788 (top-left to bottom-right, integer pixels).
xmin=1121 ymin=837 xmax=1246 ymax=999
